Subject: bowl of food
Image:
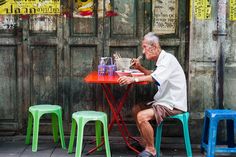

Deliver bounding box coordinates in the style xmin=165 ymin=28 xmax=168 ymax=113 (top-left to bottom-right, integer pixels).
xmin=115 ymin=70 xmax=132 ymax=77
xmin=131 ymin=72 xmax=144 ymax=77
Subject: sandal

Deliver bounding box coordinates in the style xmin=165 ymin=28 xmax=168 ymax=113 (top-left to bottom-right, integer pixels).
xmin=137 ymin=150 xmax=156 ymax=157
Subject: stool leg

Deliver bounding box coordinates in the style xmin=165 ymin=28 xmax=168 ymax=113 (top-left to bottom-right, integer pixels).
xmin=52 ymin=113 xmax=59 ymax=143
xmin=32 ymin=112 xmax=40 ymax=152
xmin=25 ymin=112 xmax=33 ymax=145
xmin=95 ymin=121 xmax=102 ymax=151
xmin=227 ymin=119 xmax=235 ymax=148
xmin=75 ymin=120 xmax=85 ymax=157
xmin=201 ymin=116 xmax=209 ymax=153
xmin=206 ymin=119 xmax=217 ymax=157
xmin=68 ymin=119 xmax=77 ymax=153
xmin=182 ymin=115 xmax=192 ymax=157
xmin=57 ymin=111 xmax=66 ymax=149
xmin=155 ymin=123 xmax=163 ymax=157
xmin=102 ymin=117 xmax=111 ymax=157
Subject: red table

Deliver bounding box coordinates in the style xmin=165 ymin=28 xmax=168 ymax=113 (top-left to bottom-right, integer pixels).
xmin=84 ymin=71 xmax=147 ymax=154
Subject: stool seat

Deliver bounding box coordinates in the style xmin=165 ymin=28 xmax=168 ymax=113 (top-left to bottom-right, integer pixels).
xmin=29 ymin=105 xmax=61 ymax=112
xmin=68 ymin=111 xmax=111 ymax=157
xmin=201 ymin=109 xmax=236 ymax=157
xmin=155 ymin=112 xmax=192 ymax=157
xmin=25 ymin=104 xmax=66 ymax=152
xmin=205 ymin=109 xmax=236 ymax=117
xmin=72 ymin=111 xmax=107 ymax=120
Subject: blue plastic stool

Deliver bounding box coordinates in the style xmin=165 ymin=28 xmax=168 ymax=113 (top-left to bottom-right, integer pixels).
xmin=201 ymin=109 xmax=236 ymax=157
xmin=155 ymin=112 xmax=192 ymax=157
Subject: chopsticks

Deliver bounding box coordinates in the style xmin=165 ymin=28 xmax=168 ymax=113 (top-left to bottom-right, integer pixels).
xmin=130 ymin=55 xmax=143 ymax=67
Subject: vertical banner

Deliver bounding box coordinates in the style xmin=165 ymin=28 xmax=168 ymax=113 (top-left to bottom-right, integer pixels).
xmin=229 ymin=0 xmax=236 ymax=20
xmin=152 ymin=0 xmax=177 ymax=35
xmin=194 ymin=0 xmax=211 ymax=20
xmin=0 ymin=0 xmax=60 ymax=15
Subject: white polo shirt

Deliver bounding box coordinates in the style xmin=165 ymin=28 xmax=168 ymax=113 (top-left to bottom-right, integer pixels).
xmin=150 ymin=50 xmax=187 ymax=112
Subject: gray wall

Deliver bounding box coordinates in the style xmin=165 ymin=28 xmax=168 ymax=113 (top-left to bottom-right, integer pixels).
xmin=189 ymin=0 xmax=236 ymax=143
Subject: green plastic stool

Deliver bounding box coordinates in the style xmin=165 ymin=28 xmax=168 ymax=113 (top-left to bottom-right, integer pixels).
xmin=68 ymin=111 xmax=111 ymax=157
xmin=155 ymin=112 xmax=192 ymax=157
xmin=25 ymin=104 xmax=66 ymax=152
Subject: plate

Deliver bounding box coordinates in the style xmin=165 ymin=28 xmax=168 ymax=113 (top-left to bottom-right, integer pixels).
xmin=131 ymin=72 xmax=144 ymax=77
xmin=115 ymin=70 xmax=132 ymax=77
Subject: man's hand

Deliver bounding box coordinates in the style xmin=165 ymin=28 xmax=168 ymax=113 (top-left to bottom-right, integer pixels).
xmin=117 ymin=76 xmax=134 ymax=85
xmin=131 ymin=58 xmax=142 ymax=69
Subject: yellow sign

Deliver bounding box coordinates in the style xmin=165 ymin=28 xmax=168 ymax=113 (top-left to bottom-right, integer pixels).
xmin=230 ymin=0 xmax=236 ymax=20
xmin=0 ymin=0 xmax=60 ymax=14
xmin=194 ymin=0 xmax=211 ymax=20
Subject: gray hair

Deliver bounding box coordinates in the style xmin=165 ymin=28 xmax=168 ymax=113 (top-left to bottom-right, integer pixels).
xmin=143 ymin=32 xmax=159 ymax=45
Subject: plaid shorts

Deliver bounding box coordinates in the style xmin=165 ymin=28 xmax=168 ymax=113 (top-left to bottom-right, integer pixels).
xmin=151 ymin=104 xmax=183 ymax=125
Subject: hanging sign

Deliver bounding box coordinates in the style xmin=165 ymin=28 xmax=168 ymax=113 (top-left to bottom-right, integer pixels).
xmin=194 ymin=0 xmax=211 ymax=20
xmin=77 ymin=0 xmax=94 ymax=17
xmin=152 ymin=0 xmax=177 ymax=35
xmin=0 ymin=0 xmax=60 ymax=15
xmin=230 ymin=0 xmax=236 ymax=20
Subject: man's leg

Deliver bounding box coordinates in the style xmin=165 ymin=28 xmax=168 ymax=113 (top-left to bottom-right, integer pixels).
xmin=132 ymin=103 xmax=150 ymax=146
xmin=136 ymin=108 xmax=156 ymax=156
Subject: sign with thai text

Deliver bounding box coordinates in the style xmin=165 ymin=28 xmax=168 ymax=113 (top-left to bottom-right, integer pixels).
xmin=0 ymin=0 xmax=60 ymax=15
xmin=194 ymin=0 xmax=211 ymax=20
xmin=152 ymin=0 xmax=177 ymax=35
xmin=230 ymin=0 xmax=236 ymax=20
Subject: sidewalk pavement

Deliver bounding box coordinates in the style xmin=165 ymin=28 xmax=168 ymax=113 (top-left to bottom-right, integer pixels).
xmin=0 ymin=136 xmax=234 ymax=157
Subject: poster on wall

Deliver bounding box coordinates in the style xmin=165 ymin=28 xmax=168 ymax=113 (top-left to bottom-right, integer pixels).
xmin=194 ymin=0 xmax=211 ymax=20
xmin=0 ymin=0 xmax=60 ymax=14
xmin=152 ymin=0 xmax=177 ymax=35
xmin=229 ymin=0 xmax=236 ymax=20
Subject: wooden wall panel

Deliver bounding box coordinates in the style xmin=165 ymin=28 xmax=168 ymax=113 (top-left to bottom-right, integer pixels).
xmin=72 ymin=18 xmax=97 ymax=36
xmin=70 ymin=46 xmax=97 ymax=113
xmin=30 ymin=46 xmax=58 ymax=105
xmin=0 ymin=47 xmax=17 ymax=121
xmin=111 ymin=0 xmax=137 ymax=37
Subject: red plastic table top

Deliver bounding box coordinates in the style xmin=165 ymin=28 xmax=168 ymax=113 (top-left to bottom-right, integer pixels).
xmin=84 ymin=71 xmax=120 ymax=84
xmin=84 ymin=71 xmax=147 ymax=84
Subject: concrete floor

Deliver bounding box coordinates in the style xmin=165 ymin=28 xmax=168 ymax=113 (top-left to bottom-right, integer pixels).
xmin=0 ymin=136 xmax=235 ymax=157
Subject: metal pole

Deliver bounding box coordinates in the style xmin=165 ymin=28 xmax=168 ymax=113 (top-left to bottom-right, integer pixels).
xmin=214 ymin=0 xmax=227 ymax=109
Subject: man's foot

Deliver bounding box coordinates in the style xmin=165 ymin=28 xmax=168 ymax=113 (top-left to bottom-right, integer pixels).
xmin=137 ymin=150 xmax=156 ymax=157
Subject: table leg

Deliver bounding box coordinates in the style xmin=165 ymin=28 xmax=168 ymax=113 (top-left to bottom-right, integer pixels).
xmin=104 ymin=84 xmax=138 ymax=141
xmin=102 ymin=84 xmax=140 ymax=153
xmin=87 ymin=84 xmax=140 ymax=154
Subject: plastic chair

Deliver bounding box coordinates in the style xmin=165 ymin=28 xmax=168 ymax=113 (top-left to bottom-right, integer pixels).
xmin=25 ymin=104 xmax=66 ymax=152
xmin=155 ymin=112 xmax=192 ymax=157
xmin=201 ymin=109 xmax=236 ymax=157
xmin=68 ymin=111 xmax=111 ymax=157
